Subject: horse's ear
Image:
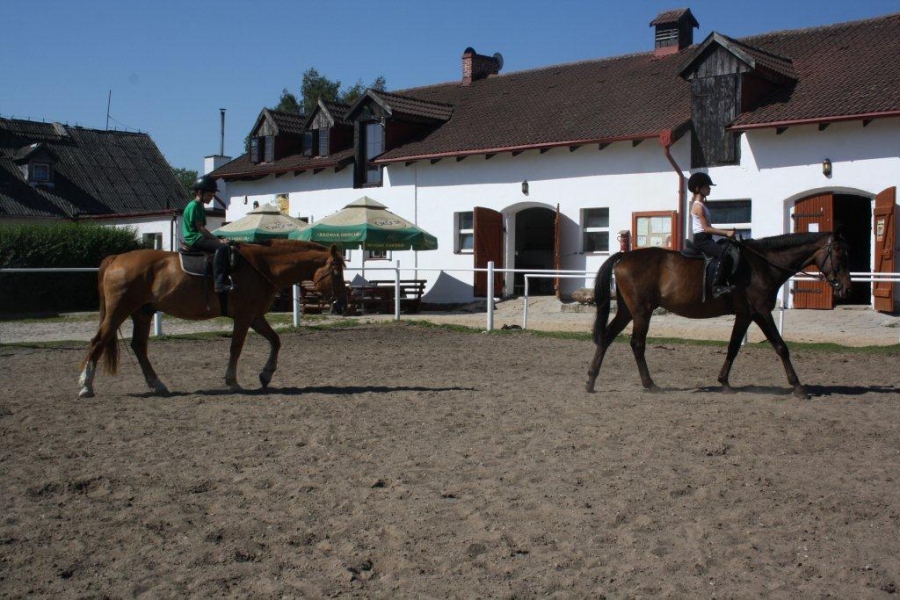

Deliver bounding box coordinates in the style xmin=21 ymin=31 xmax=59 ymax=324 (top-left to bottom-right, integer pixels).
xmin=329 ymin=244 xmax=341 ymax=261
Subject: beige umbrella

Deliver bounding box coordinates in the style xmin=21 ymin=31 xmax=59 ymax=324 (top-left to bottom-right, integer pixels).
xmin=213 ymin=203 xmax=309 ymax=242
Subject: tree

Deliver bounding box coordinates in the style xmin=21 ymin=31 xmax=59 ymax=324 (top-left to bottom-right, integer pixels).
xmin=300 ymin=68 xmax=342 ymax=114
xmin=172 ymin=167 xmax=198 ymax=197
xmin=274 ymin=88 xmax=301 ymax=113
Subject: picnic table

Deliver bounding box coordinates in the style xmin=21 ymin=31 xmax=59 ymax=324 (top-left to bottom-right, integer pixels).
xmin=300 ymin=279 xmax=427 ymax=315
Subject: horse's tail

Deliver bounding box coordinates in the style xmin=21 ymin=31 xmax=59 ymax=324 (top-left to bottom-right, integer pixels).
xmin=84 ymin=255 xmax=120 ymax=375
xmin=592 ymin=252 xmax=623 ymax=345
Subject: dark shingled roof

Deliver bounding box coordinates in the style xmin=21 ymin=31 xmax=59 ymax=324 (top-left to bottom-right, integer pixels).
xmin=650 ymin=8 xmax=698 ymax=27
xmin=0 ymin=118 xmax=189 ymax=220
xmin=209 ymin=148 xmax=355 ymax=179
xmin=252 ymin=109 xmax=307 ymax=136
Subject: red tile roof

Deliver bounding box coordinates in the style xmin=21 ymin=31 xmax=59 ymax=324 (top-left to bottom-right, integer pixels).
xmin=210 ymin=148 xmax=354 ymax=179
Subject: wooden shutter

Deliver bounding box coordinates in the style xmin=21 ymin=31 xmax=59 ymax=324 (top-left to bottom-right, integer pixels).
xmin=473 ymin=207 xmax=504 ymax=298
xmin=554 ymin=203 xmax=561 ymax=299
xmin=873 ymin=187 xmax=896 ymax=313
xmin=791 ymin=194 xmax=834 ymax=309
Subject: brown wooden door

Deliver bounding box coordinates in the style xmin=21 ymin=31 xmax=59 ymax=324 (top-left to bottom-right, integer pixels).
xmin=473 ymin=207 xmax=504 ymax=298
xmin=553 ymin=203 xmax=561 ymax=299
xmin=873 ymin=187 xmax=896 ymax=313
xmin=792 ymin=194 xmax=834 ymax=309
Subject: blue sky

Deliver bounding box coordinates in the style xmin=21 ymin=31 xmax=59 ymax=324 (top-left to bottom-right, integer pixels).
xmin=2 ymin=0 xmax=897 ymax=172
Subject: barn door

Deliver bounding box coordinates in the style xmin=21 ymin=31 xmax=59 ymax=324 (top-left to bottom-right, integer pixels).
xmin=473 ymin=207 xmax=504 ymax=298
xmin=554 ymin=203 xmax=561 ymax=299
xmin=873 ymin=187 xmax=896 ymax=313
xmin=792 ymin=194 xmax=834 ymax=309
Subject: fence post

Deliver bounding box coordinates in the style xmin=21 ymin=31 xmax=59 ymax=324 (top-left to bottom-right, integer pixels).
xmin=523 ymin=275 xmax=530 ymax=329
xmin=293 ymin=283 xmax=301 ymax=327
xmin=394 ymin=260 xmax=401 ymax=321
xmin=486 ymin=261 xmax=495 ymax=331
xmin=153 ymin=312 xmax=162 ymax=336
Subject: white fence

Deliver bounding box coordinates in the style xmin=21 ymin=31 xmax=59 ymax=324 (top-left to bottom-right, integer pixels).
xmin=2 ymin=265 xmax=898 ymax=340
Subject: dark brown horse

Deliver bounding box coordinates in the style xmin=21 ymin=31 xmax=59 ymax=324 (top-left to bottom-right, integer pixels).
xmin=586 ymin=232 xmax=852 ymax=399
xmin=78 ymin=240 xmax=347 ymax=398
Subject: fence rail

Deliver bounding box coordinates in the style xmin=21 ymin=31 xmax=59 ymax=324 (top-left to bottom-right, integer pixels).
xmin=2 ymin=265 xmax=898 ymax=339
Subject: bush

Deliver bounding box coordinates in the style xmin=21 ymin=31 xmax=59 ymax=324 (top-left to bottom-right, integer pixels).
xmin=0 ymin=223 xmax=148 ymax=315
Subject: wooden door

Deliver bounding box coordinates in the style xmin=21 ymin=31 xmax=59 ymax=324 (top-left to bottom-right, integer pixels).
xmin=873 ymin=187 xmax=896 ymax=313
xmin=553 ymin=203 xmax=561 ymax=299
xmin=792 ymin=194 xmax=834 ymax=309
xmin=473 ymin=207 xmax=504 ymax=298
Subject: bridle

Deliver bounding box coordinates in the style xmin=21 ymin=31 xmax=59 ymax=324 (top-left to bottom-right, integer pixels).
xmin=312 ymin=257 xmax=345 ymax=298
xmin=735 ymin=235 xmax=846 ymax=291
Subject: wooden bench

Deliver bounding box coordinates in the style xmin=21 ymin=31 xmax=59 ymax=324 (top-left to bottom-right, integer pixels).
xmin=368 ymin=279 xmax=427 ymax=313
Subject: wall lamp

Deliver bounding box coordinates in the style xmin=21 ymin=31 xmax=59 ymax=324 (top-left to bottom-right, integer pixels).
xmin=521 ymin=180 xmax=529 ymax=195
xmin=822 ymin=158 xmax=832 ymax=177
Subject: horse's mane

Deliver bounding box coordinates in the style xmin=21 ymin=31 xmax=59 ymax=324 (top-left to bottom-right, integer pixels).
xmin=744 ymin=231 xmax=831 ymax=251
xmin=243 ymin=239 xmax=329 ymax=251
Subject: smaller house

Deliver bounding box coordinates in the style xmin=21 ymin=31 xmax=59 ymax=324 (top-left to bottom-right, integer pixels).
xmin=0 ymin=117 xmax=223 ymax=250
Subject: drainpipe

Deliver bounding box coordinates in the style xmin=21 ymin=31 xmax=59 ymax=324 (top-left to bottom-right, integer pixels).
xmin=659 ymin=130 xmax=685 ymax=251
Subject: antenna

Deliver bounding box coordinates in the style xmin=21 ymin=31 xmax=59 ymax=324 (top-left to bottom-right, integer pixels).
xmin=219 ymin=108 xmax=226 ymax=156
xmin=106 ymin=90 xmax=112 ymax=130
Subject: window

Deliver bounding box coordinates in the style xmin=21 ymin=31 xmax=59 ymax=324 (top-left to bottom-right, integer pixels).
xmin=366 ymin=249 xmax=389 ymax=261
xmin=31 ymin=162 xmax=50 ymax=182
xmin=142 ymin=232 xmax=163 ymax=250
xmin=364 ymin=122 xmax=384 ymax=185
xmin=303 ymin=130 xmax=318 ymax=157
xmin=581 ymin=208 xmax=609 ymax=253
xmin=708 ymin=199 xmax=752 ymax=238
xmin=455 ymin=211 xmax=474 ymax=253
xmin=318 ymin=127 xmax=329 ymax=157
xmin=250 ymin=137 xmax=260 ymax=163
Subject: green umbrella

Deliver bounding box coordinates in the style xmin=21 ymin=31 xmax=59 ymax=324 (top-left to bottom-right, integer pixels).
xmin=212 ymin=203 xmax=309 ymax=242
xmin=288 ymin=196 xmax=438 ymax=251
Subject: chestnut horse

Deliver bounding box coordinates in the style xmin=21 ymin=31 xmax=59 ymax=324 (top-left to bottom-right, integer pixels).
xmin=78 ymin=240 xmax=347 ymax=398
xmin=586 ymin=232 xmax=852 ymax=399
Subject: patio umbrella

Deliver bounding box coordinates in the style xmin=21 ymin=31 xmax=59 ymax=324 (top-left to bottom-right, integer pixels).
xmin=212 ymin=203 xmax=310 ymax=242
xmin=288 ymin=196 xmax=438 ymax=250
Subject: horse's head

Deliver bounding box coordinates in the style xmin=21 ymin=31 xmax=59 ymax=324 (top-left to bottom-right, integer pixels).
xmin=311 ymin=244 xmax=348 ymax=308
xmin=817 ymin=234 xmax=853 ymax=299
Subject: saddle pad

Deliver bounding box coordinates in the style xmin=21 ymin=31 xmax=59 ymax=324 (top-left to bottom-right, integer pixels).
xmin=179 ymin=252 xmax=210 ymax=277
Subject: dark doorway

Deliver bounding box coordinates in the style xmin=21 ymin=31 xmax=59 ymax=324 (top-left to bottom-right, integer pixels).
xmin=513 ymin=207 xmax=556 ymax=295
xmin=834 ymin=194 xmax=871 ymax=305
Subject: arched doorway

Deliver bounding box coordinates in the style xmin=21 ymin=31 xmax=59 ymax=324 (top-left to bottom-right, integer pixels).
xmin=792 ymin=192 xmax=871 ymax=307
xmin=513 ymin=206 xmax=556 ymax=295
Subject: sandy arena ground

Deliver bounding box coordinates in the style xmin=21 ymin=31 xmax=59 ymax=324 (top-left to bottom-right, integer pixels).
xmin=2 ymin=322 xmax=899 ymax=597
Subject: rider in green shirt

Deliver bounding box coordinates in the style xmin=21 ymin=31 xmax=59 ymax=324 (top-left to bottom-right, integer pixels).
xmin=182 ymin=175 xmax=234 ymax=293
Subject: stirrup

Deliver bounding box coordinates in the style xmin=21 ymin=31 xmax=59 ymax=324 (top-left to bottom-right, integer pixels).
xmin=215 ymin=278 xmax=236 ymax=293
xmin=711 ymin=284 xmax=736 ymax=299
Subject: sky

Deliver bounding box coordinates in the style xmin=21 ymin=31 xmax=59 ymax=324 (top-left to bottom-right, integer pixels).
xmin=2 ymin=0 xmax=898 ymax=173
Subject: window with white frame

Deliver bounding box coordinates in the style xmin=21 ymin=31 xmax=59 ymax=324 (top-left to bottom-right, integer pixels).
xmin=455 ymin=211 xmax=474 ymax=253
xmin=581 ymin=208 xmax=610 ymax=253
xmin=707 ymin=199 xmax=752 ymax=238
xmin=142 ymin=232 xmax=163 ymax=249
xmin=366 ymin=249 xmax=389 ymax=261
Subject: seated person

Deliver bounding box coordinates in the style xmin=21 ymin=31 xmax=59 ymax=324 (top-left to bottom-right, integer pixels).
xmin=182 ymin=175 xmax=234 ymax=293
xmin=688 ymin=172 xmax=737 ymax=299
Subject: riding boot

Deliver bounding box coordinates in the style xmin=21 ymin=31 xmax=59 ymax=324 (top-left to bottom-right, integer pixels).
xmin=213 ymin=246 xmax=235 ymax=293
xmin=711 ymin=255 xmax=736 ymax=299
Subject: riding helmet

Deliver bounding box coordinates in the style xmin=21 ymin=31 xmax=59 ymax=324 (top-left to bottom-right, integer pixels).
xmin=192 ymin=175 xmax=219 ymax=193
xmin=687 ymin=172 xmax=714 ymax=194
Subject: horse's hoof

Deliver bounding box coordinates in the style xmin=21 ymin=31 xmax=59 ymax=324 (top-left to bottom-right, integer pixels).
xmin=228 ymin=384 xmax=243 ymax=393
xmin=259 ymin=373 xmax=272 ymax=389
xmin=794 ymin=387 xmax=810 ymax=400
xmin=78 ymin=388 xmax=94 ymax=399
xmin=585 ymin=381 xmax=595 ymax=393
xmin=721 ymin=385 xmax=737 ymax=395
xmin=644 ymin=385 xmax=662 ymax=394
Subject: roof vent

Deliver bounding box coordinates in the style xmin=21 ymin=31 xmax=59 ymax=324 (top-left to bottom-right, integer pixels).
xmin=650 ymin=8 xmax=699 ymax=56
xmin=462 ymin=47 xmax=503 ymax=86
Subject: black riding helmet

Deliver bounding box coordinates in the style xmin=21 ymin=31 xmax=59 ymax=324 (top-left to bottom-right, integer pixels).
xmin=192 ymin=175 xmax=219 ymax=194
xmin=687 ymin=172 xmax=714 ymax=194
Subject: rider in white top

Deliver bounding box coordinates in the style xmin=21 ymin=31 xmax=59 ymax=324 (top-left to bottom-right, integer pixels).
xmin=688 ymin=172 xmax=737 ymax=299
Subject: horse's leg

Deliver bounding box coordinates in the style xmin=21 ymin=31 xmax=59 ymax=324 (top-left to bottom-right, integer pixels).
xmin=130 ymin=311 xmax=169 ymax=395
xmin=78 ymin=306 xmax=130 ymax=398
xmin=586 ymin=308 xmax=632 ymax=392
xmin=250 ymin=315 xmax=281 ymax=389
xmin=717 ymin=314 xmax=752 ymax=393
xmin=224 ymin=318 xmax=253 ymax=392
xmin=752 ymin=312 xmax=808 ymax=399
xmin=629 ymin=310 xmax=660 ymax=392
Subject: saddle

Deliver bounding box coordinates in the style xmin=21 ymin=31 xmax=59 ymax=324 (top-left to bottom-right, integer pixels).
xmin=178 ymin=247 xmax=212 ymax=277
xmin=681 ymin=238 xmax=741 ymax=302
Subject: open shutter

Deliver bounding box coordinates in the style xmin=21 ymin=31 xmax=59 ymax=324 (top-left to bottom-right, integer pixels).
xmin=473 ymin=207 xmax=503 ymax=298
xmin=791 ymin=194 xmax=834 ymax=309
xmin=873 ymin=187 xmax=896 ymax=313
xmin=554 ymin=203 xmax=561 ymax=299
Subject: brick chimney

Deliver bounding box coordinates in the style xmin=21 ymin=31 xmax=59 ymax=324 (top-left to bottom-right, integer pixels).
xmin=462 ymin=47 xmax=503 ymax=85
xmin=650 ymin=8 xmax=699 ymax=56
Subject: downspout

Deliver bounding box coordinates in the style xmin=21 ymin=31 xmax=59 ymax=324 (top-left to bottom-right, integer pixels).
xmin=659 ymin=130 xmax=685 ymax=251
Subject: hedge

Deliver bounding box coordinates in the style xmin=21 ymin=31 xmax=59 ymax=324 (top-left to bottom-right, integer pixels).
xmin=0 ymin=223 xmax=149 ymax=315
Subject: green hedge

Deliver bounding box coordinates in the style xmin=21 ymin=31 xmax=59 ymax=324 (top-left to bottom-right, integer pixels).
xmin=0 ymin=223 xmax=149 ymax=315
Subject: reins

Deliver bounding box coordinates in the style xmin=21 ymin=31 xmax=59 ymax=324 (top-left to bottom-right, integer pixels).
xmin=735 ymin=237 xmax=842 ymax=289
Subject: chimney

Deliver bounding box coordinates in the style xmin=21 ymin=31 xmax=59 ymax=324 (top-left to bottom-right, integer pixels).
xmin=650 ymin=8 xmax=699 ymax=56
xmin=462 ymin=47 xmax=503 ymax=85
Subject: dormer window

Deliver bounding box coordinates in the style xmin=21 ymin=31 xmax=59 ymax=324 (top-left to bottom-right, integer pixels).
xmin=31 ymin=162 xmax=51 ymax=182
xmin=318 ymin=127 xmax=329 ymax=157
xmin=363 ymin=122 xmax=384 ymax=185
xmin=303 ymin=130 xmax=318 ymax=157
